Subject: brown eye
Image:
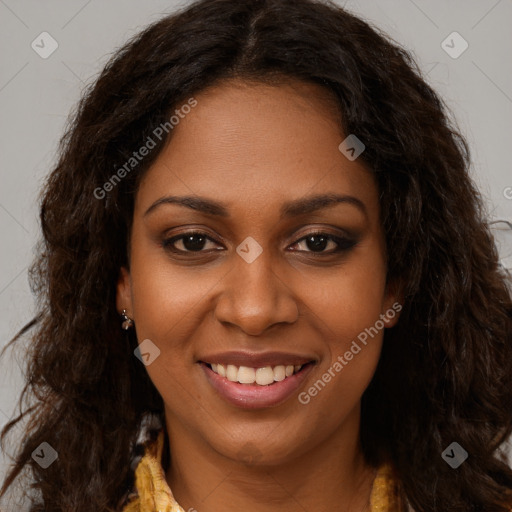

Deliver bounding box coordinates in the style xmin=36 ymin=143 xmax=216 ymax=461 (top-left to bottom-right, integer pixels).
xmin=290 ymin=232 xmax=358 ymax=254
xmin=162 ymin=230 xmax=357 ymax=257
xmin=162 ymin=231 xmax=221 ymax=253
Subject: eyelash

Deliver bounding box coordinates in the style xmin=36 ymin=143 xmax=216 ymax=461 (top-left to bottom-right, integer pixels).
xmin=162 ymin=230 xmax=357 ymax=256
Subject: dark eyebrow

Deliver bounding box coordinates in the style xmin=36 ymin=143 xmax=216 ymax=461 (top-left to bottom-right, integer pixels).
xmin=280 ymin=193 xmax=367 ymax=219
xmin=144 ymin=193 xmax=367 ymax=219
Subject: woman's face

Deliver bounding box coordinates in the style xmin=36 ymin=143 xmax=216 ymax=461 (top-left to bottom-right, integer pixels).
xmin=117 ymin=79 xmax=401 ymax=465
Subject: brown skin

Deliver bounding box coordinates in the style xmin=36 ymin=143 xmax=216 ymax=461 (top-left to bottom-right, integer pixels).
xmin=117 ymin=79 xmax=401 ymax=512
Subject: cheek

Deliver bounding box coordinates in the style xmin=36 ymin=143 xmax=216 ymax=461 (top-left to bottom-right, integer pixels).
xmin=127 ymin=249 xmax=212 ymax=415
xmin=299 ymin=292 xmax=385 ymax=428
xmin=300 ymin=241 xmax=387 ymax=403
xmin=128 ymin=241 xmax=217 ymax=341
xmin=126 ymin=242 xmax=215 ymax=396
xmin=300 ymin=236 xmax=387 ymax=344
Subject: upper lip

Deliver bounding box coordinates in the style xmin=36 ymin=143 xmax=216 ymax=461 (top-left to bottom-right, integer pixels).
xmin=198 ymin=351 xmax=316 ymax=368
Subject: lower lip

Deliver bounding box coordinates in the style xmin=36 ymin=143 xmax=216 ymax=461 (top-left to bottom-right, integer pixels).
xmin=200 ymin=362 xmax=315 ymax=409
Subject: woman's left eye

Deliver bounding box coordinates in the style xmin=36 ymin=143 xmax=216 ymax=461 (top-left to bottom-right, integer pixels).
xmin=162 ymin=230 xmax=357 ymax=255
xmin=290 ymin=232 xmax=357 ymax=254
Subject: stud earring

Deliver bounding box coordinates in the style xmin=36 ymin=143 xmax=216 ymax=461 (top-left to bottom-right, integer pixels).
xmin=121 ymin=309 xmax=134 ymax=330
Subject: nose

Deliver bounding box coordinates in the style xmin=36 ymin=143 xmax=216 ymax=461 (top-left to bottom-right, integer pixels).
xmin=213 ymin=251 xmax=299 ymax=336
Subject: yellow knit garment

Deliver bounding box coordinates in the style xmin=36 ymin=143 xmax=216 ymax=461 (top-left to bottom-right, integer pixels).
xmin=121 ymin=429 xmax=404 ymax=512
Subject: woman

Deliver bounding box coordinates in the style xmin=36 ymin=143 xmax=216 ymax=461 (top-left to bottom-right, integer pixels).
xmin=1 ymin=0 xmax=512 ymax=510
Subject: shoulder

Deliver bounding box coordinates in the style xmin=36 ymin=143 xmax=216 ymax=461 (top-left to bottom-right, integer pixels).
xmin=370 ymin=462 xmax=408 ymax=511
xmin=117 ymin=412 xmax=166 ymax=510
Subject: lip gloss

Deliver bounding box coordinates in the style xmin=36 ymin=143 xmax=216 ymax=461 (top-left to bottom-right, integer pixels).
xmin=199 ymin=362 xmax=315 ymax=409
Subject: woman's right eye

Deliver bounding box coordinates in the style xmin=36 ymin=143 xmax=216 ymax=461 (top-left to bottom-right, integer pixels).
xmin=162 ymin=231 xmax=221 ymax=254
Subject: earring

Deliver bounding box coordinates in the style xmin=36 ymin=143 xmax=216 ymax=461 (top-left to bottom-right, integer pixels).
xmin=121 ymin=309 xmax=134 ymax=330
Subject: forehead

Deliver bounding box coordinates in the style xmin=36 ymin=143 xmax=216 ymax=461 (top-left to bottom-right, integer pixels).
xmin=136 ymin=79 xmax=378 ymax=220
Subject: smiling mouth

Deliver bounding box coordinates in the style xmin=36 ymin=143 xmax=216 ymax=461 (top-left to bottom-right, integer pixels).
xmin=202 ymin=362 xmax=313 ymax=386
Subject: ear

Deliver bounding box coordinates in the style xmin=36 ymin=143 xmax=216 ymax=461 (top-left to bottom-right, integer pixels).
xmin=381 ymin=277 xmax=404 ymax=328
xmin=116 ymin=266 xmax=133 ymax=316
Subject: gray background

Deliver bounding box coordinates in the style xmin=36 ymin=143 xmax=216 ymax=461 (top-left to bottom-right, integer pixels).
xmin=1 ymin=0 xmax=511 ymax=503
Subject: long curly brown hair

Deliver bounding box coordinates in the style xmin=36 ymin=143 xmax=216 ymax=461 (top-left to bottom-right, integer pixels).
xmin=1 ymin=0 xmax=512 ymax=510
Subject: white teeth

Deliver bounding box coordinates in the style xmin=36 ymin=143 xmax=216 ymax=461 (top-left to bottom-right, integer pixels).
xmin=237 ymin=366 xmax=256 ymax=384
xmin=209 ymin=362 xmax=305 ymax=385
xmin=256 ymin=366 xmax=274 ymax=385
xmin=273 ymin=365 xmax=286 ymax=381
xmin=226 ymin=364 xmax=238 ymax=382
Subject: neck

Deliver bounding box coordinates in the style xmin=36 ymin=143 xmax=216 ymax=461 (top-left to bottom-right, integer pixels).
xmin=164 ymin=406 xmax=377 ymax=512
